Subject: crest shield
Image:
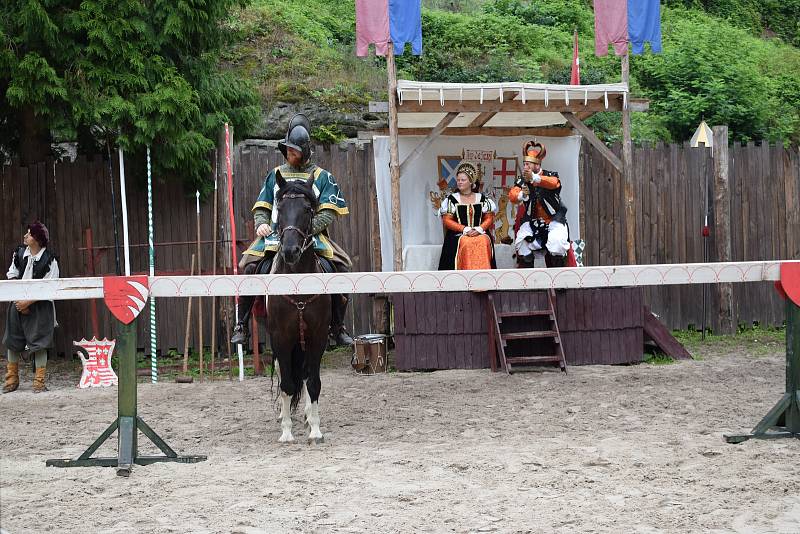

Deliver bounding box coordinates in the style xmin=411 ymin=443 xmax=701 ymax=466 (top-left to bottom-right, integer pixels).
xmin=103 ymin=276 xmax=149 ymax=324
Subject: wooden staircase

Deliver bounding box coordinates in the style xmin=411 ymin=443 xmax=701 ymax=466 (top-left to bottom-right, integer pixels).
xmin=487 ymin=291 xmax=567 ymax=374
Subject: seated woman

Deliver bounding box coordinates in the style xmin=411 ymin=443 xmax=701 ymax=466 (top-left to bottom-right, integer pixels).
xmin=437 ymin=162 xmax=498 ymax=270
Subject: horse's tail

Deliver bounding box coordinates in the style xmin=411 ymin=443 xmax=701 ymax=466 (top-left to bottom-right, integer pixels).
xmin=289 ymin=344 xmax=304 ymax=413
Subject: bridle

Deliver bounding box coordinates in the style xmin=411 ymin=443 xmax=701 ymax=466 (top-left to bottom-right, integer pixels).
xmin=277 ymin=191 xmax=321 ymax=350
xmin=277 ymin=192 xmax=316 ymax=258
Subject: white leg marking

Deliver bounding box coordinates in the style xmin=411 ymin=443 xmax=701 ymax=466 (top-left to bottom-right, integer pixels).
xmin=303 ymin=381 xmax=312 ymax=426
xmin=278 ymin=392 xmax=294 ymax=443
xmin=307 ymin=401 xmax=323 ymax=443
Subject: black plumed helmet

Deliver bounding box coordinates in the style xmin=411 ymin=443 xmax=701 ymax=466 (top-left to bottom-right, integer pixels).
xmin=278 ymin=114 xmax=312 ymax=163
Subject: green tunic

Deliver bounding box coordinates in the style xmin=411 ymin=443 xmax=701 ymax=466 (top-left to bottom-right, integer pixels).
xmin=244 ymin=163 xmax=349 ymax=259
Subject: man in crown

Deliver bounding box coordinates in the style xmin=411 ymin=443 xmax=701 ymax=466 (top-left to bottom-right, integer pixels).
xmin=508 ymin=141 xmax=570 ymax=268
xmin=230 ymin=114 xmax=354 ymax=347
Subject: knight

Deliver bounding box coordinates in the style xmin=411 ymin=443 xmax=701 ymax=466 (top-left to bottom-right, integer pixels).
xmin=230 ymin=114 xmax=354 ymax=347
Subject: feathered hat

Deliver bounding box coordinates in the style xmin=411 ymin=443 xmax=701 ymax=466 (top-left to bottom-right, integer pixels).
xmin=523 ymin=140 xmax=546 ymax=164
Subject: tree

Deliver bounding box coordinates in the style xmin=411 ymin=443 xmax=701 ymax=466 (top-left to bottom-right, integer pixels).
xmin=0 ymin=0 xmax=260 ymax=190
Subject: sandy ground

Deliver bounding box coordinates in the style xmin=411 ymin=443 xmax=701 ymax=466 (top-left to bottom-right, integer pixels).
xmin=2 ymin=346 xmax=800 ymax=534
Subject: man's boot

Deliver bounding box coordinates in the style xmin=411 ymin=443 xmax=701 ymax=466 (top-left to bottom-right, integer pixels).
xmin=329 ymin=295 xmax=354 ymax=347
xmin=230 ymin=294 xmax=255 ymax=345
xmin=32 ymin=366 xmax=47 ymax=393
xmin=3 ymin=362 xmax=19 ymax=393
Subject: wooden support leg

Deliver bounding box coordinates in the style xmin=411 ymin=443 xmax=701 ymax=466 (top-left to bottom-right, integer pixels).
xmin=46 ymin=318 xmax=207 ymax=473
xmin=725 ymin=300 xmax=800 ymax=443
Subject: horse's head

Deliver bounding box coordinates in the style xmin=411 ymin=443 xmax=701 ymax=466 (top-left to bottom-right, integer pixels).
xmin=276 ymin=170 xmax=318 ymax=266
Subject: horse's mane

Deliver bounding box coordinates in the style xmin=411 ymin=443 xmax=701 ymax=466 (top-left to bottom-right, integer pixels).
xmin=276 ymin=179 xmax=319 ymax=211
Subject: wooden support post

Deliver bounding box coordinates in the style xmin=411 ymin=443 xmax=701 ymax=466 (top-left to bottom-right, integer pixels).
xmin=46 ymin=315 xmax=206 ymax=472
xmin=725 ymin=298 xmax=800 ymax=443
xmin=621 ymin=53 xmax=637 ymax=265
xmin=713 ymin=125 xmax=734 ymax=334
xmin=563 ymin=112 xmax=622 ymax=173
xmin=399 ymin=112 xmax=459 ymax=176
xmin=386 ymin=43 xmax=403 ymax=271
xmin=85 ymin=228 xmax=100 ymax=338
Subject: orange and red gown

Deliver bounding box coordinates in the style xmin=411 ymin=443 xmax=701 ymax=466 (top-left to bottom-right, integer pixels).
xmin=437 ymin=193 xmax=497 ymax=270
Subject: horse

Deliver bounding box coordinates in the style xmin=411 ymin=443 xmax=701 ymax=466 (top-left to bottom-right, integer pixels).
xmin=268 ymin=171 xmax=331 ymax=443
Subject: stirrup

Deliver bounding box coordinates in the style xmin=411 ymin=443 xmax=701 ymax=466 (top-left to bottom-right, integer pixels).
xmin=230 ymin=324 xmax=250 ymax=345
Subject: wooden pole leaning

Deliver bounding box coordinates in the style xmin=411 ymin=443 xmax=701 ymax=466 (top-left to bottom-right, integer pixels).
xmin=725 ymin=299 xmax=800 ymax=443
xmin=46 ymin=318 xmax=206 ymax=475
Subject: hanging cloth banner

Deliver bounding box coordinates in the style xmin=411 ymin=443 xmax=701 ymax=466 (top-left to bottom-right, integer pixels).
xmin=594 ymin=0 xmax=661 ymax=57
xmin=355 ymin=0 xmax=422 ymax=57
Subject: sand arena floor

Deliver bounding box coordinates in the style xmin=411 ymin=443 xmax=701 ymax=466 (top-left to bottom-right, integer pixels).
xmin=1 ymin=345 xmax=800 ymax=533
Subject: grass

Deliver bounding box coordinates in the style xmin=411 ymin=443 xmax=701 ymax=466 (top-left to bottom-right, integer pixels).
xmin=671 ymin=324 xmax=785 ymax=360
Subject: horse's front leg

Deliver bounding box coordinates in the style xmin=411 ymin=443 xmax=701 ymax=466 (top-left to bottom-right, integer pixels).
xmin=279 ymin=391 xmax=294 ymax=442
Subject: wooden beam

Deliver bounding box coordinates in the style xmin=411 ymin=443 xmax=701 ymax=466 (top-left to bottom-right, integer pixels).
xmin=1 ymin=260 xmax=794 ymax=301
xmin=621 ymin=53 xmax=636 ymax=265
xmin=399 ymin=112 xmax=459 ymax=176
xmin=386 ymin=45 xmax=403 ymax=271
xmin=713 ymin=125 xmax=734 ymax=334
xmin=562 ymin=112 xmax=622 ymax=173
xmin=467 ymin=92 xmax=519 ymax=128
xmin=396 ymin=97 xmax=645 ymax=114
xmin=376 ymin=126 xmax=574 ymax=137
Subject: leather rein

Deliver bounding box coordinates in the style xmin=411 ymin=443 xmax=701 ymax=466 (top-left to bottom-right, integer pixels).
xmin=277 ymin=192 xmax=321 ymax=351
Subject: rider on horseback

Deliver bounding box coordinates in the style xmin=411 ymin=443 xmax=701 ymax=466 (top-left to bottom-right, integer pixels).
xmin=230 ymin=114 xmax=354 ymax=347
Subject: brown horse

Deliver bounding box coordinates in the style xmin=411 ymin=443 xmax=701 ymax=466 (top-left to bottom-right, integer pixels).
xmin=268 ymin=172 xmax=331 ymax=443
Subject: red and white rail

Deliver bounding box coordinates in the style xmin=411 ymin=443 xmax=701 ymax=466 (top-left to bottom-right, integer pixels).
xmin=0 ymin=260 xmax=794 ymax=302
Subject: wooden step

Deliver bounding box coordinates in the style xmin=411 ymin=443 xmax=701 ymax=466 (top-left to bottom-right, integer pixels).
xmin=497 ymin=310 xmax=553 ymax=318
xmin=507 ymin=355 xmax=562 ymax=365
xmin=501 ymin=330 xmax=559 ymax=341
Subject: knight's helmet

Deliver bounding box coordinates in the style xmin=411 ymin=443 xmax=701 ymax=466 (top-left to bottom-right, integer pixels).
xmin=278 ymin=114 xmax=313 ymax=163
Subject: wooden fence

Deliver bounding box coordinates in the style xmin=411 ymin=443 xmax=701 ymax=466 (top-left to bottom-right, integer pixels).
xmin=580 ymin=140 xmax=800 ymax=331
xmin=0 ymin=138 xmax=797 ymax=359
xmin=0 ymin=141 xmax=380 ymax=359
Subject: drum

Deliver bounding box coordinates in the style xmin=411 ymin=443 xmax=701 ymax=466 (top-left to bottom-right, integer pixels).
xmin=352 ymin=334 xmax=387 ymax=374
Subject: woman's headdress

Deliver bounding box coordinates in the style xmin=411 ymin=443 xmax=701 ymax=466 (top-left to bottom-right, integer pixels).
xmin=455 ymin=161 xmax=479 ymax=183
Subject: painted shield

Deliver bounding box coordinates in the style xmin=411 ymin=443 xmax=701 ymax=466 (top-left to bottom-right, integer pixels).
xmin=780 ymin=262 xmax=800 ymax=307
xmin=103 ymin=276 xmax=150 ymax=324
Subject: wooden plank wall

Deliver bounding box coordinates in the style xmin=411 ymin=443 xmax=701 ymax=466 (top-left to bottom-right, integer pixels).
xmin=580 ymin=141 xmax=799 ymax=331
xmin=393 ymin=288 xmax=643 ymax=370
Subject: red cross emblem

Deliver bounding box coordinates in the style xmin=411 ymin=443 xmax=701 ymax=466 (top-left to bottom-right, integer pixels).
xmin=75 ymin=338 xmax=119 ymax=388
xmin=103 ymin=276 xmax=149 ymax=324
xmin=493 ymin=157 xmax=518 ymax=187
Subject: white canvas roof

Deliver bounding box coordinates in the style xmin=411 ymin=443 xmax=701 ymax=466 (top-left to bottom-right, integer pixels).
xmin=395 ymin=80 xmax=630 ymax=129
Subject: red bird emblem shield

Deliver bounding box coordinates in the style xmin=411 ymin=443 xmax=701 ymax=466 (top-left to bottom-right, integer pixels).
xmin=103 ymin=276 xmax=150 ymax=324
xmin=779 ymin=262 xmax=800 ymax=307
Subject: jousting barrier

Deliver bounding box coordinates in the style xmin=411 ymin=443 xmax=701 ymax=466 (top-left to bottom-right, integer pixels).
xmin=1 ymin=260 xmax=797 ymax=476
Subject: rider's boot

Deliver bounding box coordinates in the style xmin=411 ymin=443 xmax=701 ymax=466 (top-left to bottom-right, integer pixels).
xmin=230 ymin=294 xmax=255 ymax=345
xmin=329 ymin=294 xmax=354 ymax=347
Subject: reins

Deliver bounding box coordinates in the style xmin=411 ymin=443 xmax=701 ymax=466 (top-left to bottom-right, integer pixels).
xmin=277 ymin=190 xmax=322 ymax=351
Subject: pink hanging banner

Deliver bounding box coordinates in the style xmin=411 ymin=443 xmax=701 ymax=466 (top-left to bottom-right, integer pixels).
xmin=356 ymin=0 xmax=390 ymax=57
xmin=594 ymin=0 xmax=629 ymax=57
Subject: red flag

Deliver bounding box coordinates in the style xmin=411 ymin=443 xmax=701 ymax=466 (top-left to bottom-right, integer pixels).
xmin=570 ymin=29 xmax=580 ymax=85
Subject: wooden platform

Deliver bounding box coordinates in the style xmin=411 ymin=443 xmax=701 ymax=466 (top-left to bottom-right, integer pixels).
xmin=393 ymin=287 xmax=644 ymax=370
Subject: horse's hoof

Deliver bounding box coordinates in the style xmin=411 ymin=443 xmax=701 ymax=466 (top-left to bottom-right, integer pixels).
xmin=308 ymin=436 xmax=324 ymax=445
xmin=279 ymin=433 xmax=294 ymax=443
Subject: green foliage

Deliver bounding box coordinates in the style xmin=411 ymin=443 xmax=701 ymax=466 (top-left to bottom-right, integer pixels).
xmin=1 ymin=0 xmax=260 ymax=191
xmin=634 ymin=7 xmax=800 ymax=143
xmin=311 ymin=124 xmax=346 ymax=143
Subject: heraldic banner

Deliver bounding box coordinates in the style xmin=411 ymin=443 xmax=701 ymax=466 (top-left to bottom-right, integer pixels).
xmin=373 ymin=135 xmax=582 ymax=271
